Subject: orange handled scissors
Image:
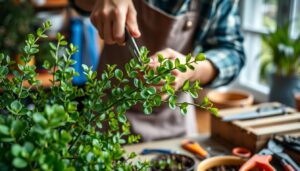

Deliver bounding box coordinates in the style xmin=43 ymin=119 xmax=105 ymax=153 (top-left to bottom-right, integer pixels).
xmin=239 ymin=153 xmax=275 ymax=171
xmin=181 ymin=139 xmax=209 ymax=159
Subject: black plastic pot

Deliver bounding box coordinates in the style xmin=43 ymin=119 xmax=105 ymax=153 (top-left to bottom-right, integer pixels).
xmin=151 ymin=154 xmax=195 ymax=171
xmin=269 ymin=74 xmax=300 ymax=107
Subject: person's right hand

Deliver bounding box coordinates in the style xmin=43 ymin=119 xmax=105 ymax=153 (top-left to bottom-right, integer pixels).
xmin=90 ymin=0 xmax=141 ymax=45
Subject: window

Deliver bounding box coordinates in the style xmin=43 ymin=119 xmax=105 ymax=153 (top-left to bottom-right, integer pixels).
xmin=229 ymin=0 xmax=300 ymax=102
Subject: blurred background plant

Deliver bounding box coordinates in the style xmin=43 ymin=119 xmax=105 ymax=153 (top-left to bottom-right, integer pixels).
xmin=260 ymin=23 xmax=300 ymax=79
xmin=259 ymin=22 xmax=300 ymax=106
xmin=0 ymin=0 xmax=37 ymax=57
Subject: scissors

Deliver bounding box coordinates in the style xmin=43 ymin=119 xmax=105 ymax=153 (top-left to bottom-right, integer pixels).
xmin=125 ymin=27 xmax=142 ymax=64
xmin=239 ymin=139 xmax=298 ymax=171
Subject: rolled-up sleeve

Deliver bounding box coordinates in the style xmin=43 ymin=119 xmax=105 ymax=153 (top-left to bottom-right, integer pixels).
xmin=194 ymin=0 xmax=245 ymax=87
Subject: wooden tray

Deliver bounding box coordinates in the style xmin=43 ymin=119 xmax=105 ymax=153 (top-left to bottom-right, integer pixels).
xmin=211 ymin=102 xmax=299 ymax=152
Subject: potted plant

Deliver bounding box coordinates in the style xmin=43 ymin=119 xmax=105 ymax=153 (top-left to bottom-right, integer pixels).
xmin=260 ymin=24 xmax=300 ymax=107
xmin=151 ymin=154 xmax=195 ymax=171
xmin=0 ymin=21 xmax=216 ymax=170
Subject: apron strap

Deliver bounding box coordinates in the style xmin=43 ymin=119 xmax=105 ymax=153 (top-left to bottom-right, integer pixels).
xmin=189 ymin=0 xmax=200 ymax=11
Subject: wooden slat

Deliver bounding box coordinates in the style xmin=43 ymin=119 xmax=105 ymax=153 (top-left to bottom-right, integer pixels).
xmin=252 ymin=122 xmax=300 ymax=135
xmin=287 ymin=132 xmax=300 ymax=137
xmin=218 ymin=102 xmax=290 ymax=117
xmin=235 ymin=114 xmax=300 ymax=127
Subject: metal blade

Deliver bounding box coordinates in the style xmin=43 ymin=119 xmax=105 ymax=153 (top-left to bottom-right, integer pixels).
xmin=125 ymin=27 xmax=141 ymax=64
xmin=222 ymin=108 xmax=285 ymax=122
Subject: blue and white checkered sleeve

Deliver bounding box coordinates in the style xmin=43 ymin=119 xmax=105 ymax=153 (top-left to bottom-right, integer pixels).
xmin=194 ymin=0 xmax=245 ymax=87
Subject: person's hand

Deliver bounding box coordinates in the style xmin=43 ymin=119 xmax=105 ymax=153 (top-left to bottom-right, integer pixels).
xmin=149 ymin=48 xmax=196 ymax=100
xmin=90 ymin=0 xmax=141 ymax=45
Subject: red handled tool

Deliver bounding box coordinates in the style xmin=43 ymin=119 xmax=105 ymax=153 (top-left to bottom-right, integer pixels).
xmin=239 ymin=154 xmax=275 ymax=171
xmin=232 ymin=147 xmax=252 ymax=159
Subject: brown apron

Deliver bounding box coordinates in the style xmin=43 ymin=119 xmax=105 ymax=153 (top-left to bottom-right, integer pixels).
xmin=98 ymin=0 xmax=200 ymax=141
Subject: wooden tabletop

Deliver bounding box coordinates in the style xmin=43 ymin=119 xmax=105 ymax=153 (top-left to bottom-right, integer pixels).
xmin=124 ymin=134 xmax=234 ymax=164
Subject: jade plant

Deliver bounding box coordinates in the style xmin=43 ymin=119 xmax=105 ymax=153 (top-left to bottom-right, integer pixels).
xmin=0 ymin=21 xmax=217 ymax=170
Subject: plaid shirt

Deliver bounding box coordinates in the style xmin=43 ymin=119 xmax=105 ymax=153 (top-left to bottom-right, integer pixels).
xmin=147 ymin=0 xmax=245 ymax=87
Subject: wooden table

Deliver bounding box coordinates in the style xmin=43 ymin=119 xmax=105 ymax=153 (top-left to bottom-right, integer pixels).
xmin=124 ymin=134 xmax=234 ymax=165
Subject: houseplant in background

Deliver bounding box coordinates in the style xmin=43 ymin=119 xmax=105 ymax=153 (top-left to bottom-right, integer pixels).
xmin=0 ymin=0 xmax=36 ymax=58
xmin=260 ymin=24 xmax=300 ymax=107
xmin=0 ymin=21 xmax=216 ymax=170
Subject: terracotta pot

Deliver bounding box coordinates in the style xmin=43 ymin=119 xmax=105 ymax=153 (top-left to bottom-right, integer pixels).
xmin=295 ymin=93 xmax=300 ymax=111
xmin=197 ymin=156 xmax=245 ymax=171
xmin=207 ymin=90 xmax=254 ymax=109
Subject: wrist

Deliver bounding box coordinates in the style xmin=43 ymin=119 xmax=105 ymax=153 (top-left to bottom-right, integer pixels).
xmin=190 ymin=60 xmax=217 ymax=85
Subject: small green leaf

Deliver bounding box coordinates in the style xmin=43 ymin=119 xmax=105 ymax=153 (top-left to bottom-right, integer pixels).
xmin=165 ymin=60 xmax=173 ymax=70
xmin=182 ymin=80 xmax=190 ymax=91
xmin=0 ymin=125 xmax=9 ymax=135
xmin=43 ymin=60 xmax=51 ymax=69
xmin=144 ymin=107 xmax=152 ymax=115
xmin=118 ymin=114 xmax=127 ymax=123
xmin=114 ymin=69 xmax=123 ymax=80
xmin=189 ymin=90 xmax=198 ymax=98
xmin=177 ymin=65 xmax=187 ymax=72
xmin=12 ymin=157 xmax=27 ymax=169
xmin=147 ymin=87 xmax=156 ymax=95
xmin=158 ymin=54 xmax=164 ymax=63
xmin=60 ymin=40 xmax=67 ymax=46
xmin=82 ymin=64 xmax=88 ymax=71
xmin=168 ymin=95 xmax=177 ymax=110
xmin=129 ymin=152 xmax=137 ymax=159
xmin=10 ymin=100 xmax=23 ymax=113
xmin=49 ymin=42 xmax=56 ymax=50
xmin=187 ymin=64 xmax=195 ymax=70
xmin=153 ymin=95 xmax=161 ymax=106
xmin=175 ymin=58 xmax=180 ymax=67
xmin=129 ymin=71 xmax=138 ymax=78
xmin=11 ymin=144 xmax=22 ymax=157
xmin=209 ymin=108 xmax=218 ymax=116
xmin=186 ymin=53 xmax=192 ymax=63
xmin=180 ymin=103 xmax=188 ymax=115
xmin=33 ymin=113 xmax=47 ymax=125
xmin=195 ymin=53 xmax=206 ymax=61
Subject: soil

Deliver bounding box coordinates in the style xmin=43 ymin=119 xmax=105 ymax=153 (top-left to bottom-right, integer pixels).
xmin=151 ymin=154 xmax=195 ymax=171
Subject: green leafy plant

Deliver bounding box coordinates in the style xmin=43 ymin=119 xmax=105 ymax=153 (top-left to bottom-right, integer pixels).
xmin=260 ymin=24 xmax=300 ymax=79
xmin=0 ymin=21 xmax=217 ymax=170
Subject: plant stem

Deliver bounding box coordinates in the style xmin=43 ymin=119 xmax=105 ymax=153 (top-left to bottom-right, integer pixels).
xmin=68 ymin=129 xmax=83 ymax=152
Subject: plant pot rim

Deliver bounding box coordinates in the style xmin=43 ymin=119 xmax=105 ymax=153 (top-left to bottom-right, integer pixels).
xmin=207 ymin=90 xmax=254 ymax=106
xmin=197 ymin=155 xmax=245 ymax=171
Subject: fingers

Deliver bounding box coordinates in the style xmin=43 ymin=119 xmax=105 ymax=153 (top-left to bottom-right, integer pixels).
xmin=126 ymin=3 xmax=140 ymax=38
xmin=150 ymin=48 xmax=176 ymax=61
xmin=112 ymin=7 xmax=127 ymax=45
xmin=90 ymin=0 xmax=139 ymax=45
xmin=103 ymin=16 xmax=115 ymax=44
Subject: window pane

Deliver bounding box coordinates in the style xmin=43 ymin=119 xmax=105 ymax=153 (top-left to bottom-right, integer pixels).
xmin=243 ymin=0 xmax=278 ymax=31
xmin=291 ymin=0 xmax=300 ymax=38
xmin=262 ymin=0 xmax=278 ymax=30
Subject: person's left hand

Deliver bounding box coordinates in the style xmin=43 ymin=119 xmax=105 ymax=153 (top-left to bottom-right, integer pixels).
xmin=149 ymin=48 xmax=195 ymax=100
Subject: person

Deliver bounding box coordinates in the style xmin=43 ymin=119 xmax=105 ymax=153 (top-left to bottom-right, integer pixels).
xmin=71 ymin=0 xmax=245 ymax=141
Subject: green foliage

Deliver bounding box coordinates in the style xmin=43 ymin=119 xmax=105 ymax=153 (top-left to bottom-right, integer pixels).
xmin=260 ymin=23 xmax=300 ymax=79
xmin=0 ymin=21 xmax=216 ymax=170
